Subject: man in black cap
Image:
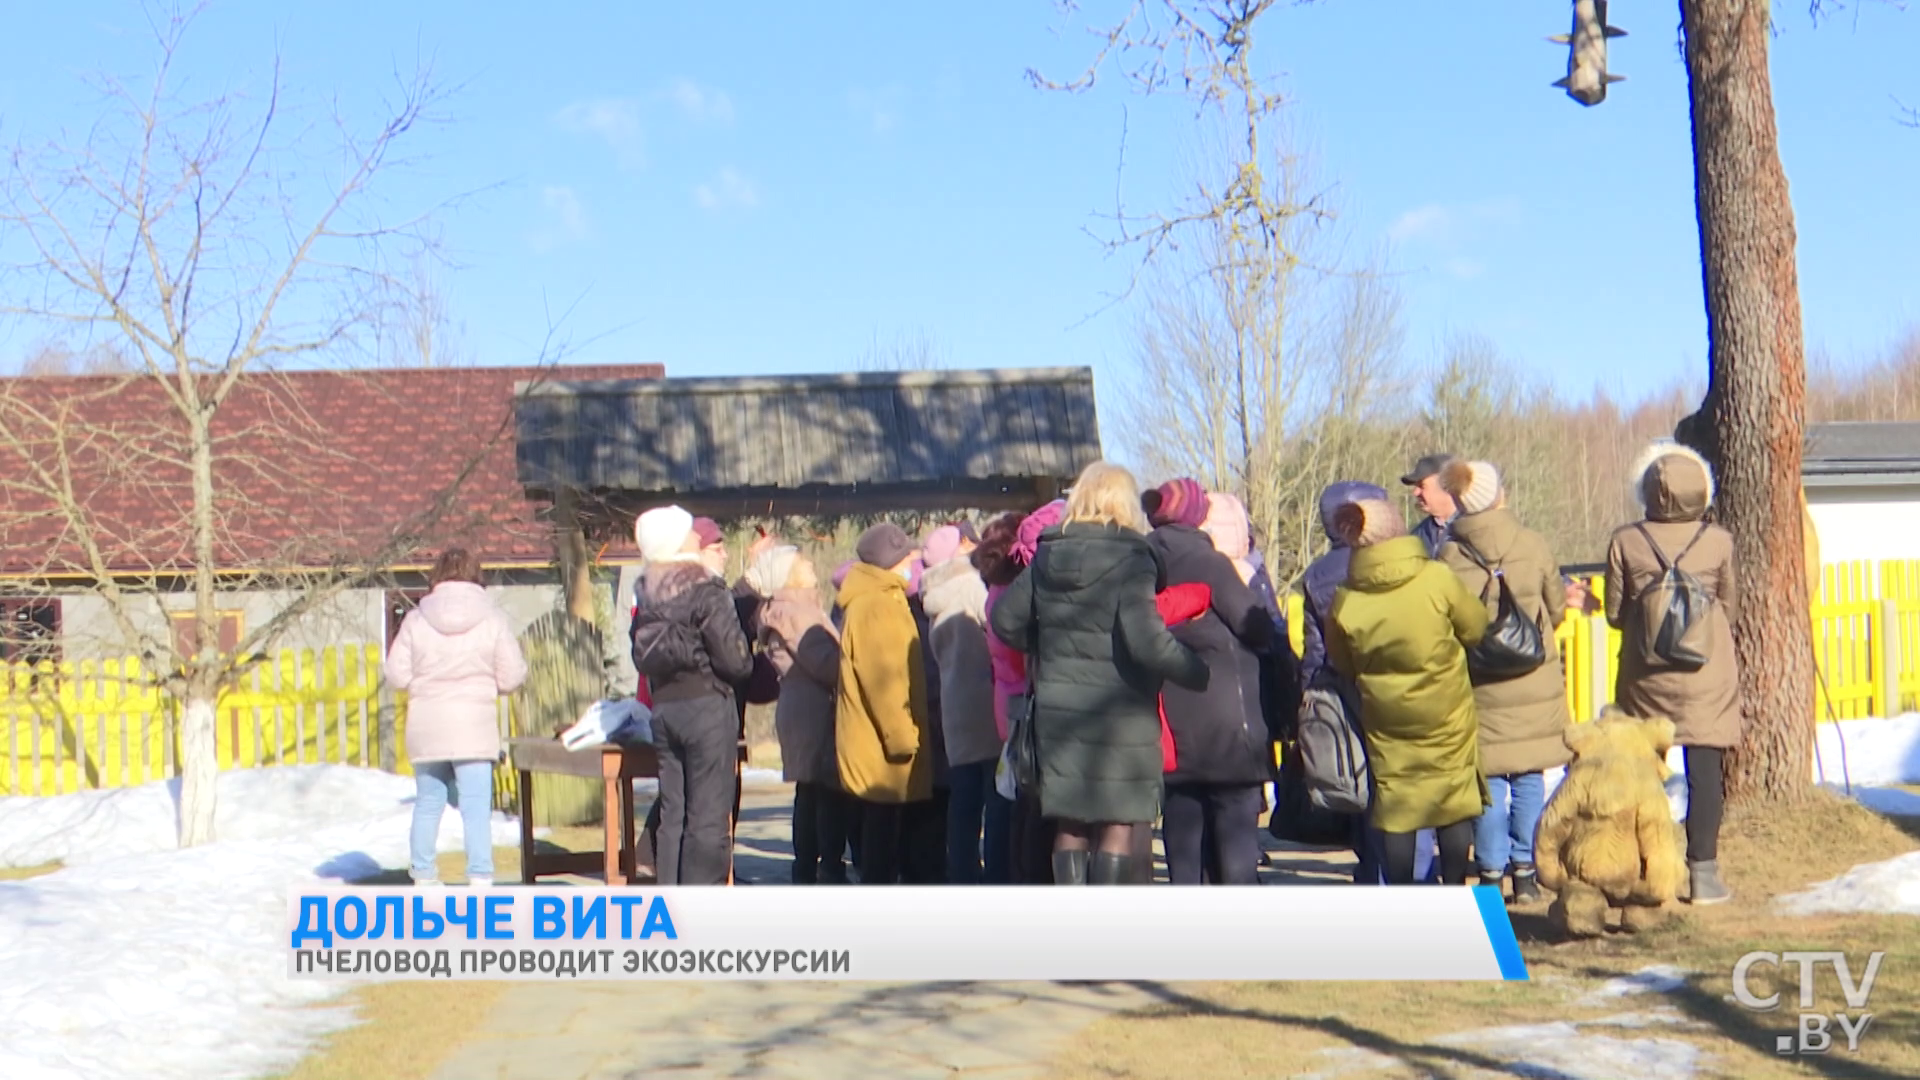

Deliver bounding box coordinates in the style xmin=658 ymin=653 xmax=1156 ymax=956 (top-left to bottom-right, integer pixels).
xmin=1400 ymin=453 xmax=1459 ymax=559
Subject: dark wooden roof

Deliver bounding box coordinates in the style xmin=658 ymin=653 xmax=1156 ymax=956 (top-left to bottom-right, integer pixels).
xmin=1803 ymin=421 xmax=1920 ymax=479
xmin=512 ymin=368 xmax=1103 ymax=514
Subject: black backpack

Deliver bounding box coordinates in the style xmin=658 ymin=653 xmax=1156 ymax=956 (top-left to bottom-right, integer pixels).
xmin=630 ymin=597 xmax=702 ymax=681
xmin=1633 ymin=523 xmax=1716 ymax=671
xmin=1452 ymin=538 xmax=1547 ymax=682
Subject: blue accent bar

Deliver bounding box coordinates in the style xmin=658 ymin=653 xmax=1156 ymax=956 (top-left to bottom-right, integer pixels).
xmin=1472 ymin=885 xmax=1529 ymax=980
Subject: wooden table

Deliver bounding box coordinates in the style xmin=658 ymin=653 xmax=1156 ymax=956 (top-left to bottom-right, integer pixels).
xmin=508 ymin=738 xmax=659 ymax=886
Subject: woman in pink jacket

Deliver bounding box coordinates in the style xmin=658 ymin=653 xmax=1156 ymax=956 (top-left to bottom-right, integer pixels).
xmin=385 ymin=549 xmax=530 ymax=886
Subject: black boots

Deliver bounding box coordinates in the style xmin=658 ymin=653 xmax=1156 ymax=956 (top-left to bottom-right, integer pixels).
xmin=1509 ymin=862 xmax=1541 ymax=904
xmin=1051 ymin=849 xmax=1089 ymax=885
xmin=1089 ymin=852 xmax=1133 ymax=885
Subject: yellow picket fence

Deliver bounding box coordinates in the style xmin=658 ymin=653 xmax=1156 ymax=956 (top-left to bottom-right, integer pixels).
xmin=4 ymin=559 xmax=1916 ymax=798
xmin=0 ymin=647 xmax=520 ymax=805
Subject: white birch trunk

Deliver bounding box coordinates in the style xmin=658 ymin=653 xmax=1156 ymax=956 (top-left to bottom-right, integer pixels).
xmin=178 ymin=697 xmax=219 ymax=846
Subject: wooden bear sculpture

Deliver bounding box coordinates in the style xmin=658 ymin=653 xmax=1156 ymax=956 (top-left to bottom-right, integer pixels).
xmin=1534 ymin=709 xmax=1685 ymax=937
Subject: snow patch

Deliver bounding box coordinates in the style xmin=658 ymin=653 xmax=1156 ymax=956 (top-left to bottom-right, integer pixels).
xmin=1435 ymin=1023 xmax=1703 ymax=1080
xmin=1578 ymin=965 xmax=1690 ymax=1006
xmin=1776 ymin=850 xmax=1920 ymax=917
xmin=0 ymin=765 xmax=518 ymax=868
xmin=1814 ymin=714 xmax=1920 ymax=787
xmin=1303 ymin=1018 xmax=1704 ymax=1080
xmin=0 ymin=766 xmax=523 ymax=1080
xmin=1828 ymin=784 xmax=1920 ymax=817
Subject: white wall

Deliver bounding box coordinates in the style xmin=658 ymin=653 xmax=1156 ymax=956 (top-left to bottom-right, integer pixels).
xmin=49 ymin=581 xmax=565 ymax=663
xmin=1805 ymin=483 xmax=1920 ymax=566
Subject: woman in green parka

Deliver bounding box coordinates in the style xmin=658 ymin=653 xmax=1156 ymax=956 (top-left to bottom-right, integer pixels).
xmin=1324 ymin=497 xmax=1490 ymax=886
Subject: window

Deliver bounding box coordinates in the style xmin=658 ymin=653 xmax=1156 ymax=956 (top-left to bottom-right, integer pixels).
xmin=169 ymin=610 xmax=243 ymax=659
xmin=0 ymin=599 xmax=61 ymax=665
xmin=385 ymin=589 xmax=429 ymax=650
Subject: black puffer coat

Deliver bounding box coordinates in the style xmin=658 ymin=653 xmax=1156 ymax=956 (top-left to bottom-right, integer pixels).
xmin=989 ymin=523 xmax=1207 ymax=824
xmin=1148 ymin=525 xmax=1274 ymax=787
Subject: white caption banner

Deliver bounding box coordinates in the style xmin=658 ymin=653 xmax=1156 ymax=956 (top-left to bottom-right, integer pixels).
xmin=288 ymin=885 xmax=1528 ymax=982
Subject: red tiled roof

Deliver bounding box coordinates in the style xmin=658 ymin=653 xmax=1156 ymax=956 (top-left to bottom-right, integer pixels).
xmin=0 ymin=363 xmax=663 ymax=576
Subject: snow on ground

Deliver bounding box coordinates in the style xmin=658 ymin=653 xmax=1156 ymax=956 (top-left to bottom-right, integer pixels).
xmin=1301 ymin=1018 xmax=1706 ymax=1080
xmin=1826 ymin=784 xmax=1920 ymax=817
xmin=1577 ymin=965 xmax=1690 ymax=1007
xmin=0 ymin=765 xmax=523 ymax=1080
xmin=1776 ymin=851 xmax=1920 ymax=917
xmin=1433 ymin=1022 xmax=1704 ymax=1080
xmin=1814 ymin=713 xmax=1920 ymax=787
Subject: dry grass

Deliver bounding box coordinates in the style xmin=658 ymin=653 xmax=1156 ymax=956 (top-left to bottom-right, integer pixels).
xmin=1055 ymin=792 xmax=1920 ymax=1080
xmin=0 ymin=860 xmax=61 ymax=881
xmin=271 ymin=827 xmax=612 ymax=1080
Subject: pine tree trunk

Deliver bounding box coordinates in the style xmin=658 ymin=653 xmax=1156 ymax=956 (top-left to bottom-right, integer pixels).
xmin=1678 ymin=0 xmax=1814 ymax=804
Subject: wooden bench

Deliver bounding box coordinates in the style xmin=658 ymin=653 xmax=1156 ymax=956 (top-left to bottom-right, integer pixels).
xmin=508 ymin=737 xmax=658 ymax=886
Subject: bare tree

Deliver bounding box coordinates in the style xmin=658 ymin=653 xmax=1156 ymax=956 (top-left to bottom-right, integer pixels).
xmin=0 ymin=9 xmax=540 ymax=845
xmin=15 ymin=341 xmax=139 ymax=377
xmin=855 ymin=328 xmax=949 ymax=372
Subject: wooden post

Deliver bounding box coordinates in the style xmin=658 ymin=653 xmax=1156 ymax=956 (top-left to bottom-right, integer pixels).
xmin=1879 ymin=599 xmax=1901 ymax=720
xmin=601 ymin=746 xmax=626 ymax=886
xmin=1587 ymin=614 xmax=1613 ymax=719
xmin=377 ymin=684 xmax=397 ymax=773
xmin=517 ymin=768 xmax=537 ymax=886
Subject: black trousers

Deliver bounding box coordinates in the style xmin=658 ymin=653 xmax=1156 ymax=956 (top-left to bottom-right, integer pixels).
xmin=1010 ymin=790 xmax=1055 ymax=883
xmin=651 ymin=695 xmax=738 ymax=885
xmin=1162 ymin=782 xmax=1263 ymax=885
xmin=856 ymin=797 xmax=947 ymax=884
xmin=1382 ymin=820 xmax=1474 ymax=885
xmin=791 ymin=782 xmax=854 ymax=884
xmin=1684 ymin=746 xmax=1726 ymax=862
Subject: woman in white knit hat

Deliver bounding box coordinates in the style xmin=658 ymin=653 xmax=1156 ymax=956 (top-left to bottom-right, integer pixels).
xmin=1437 ymin=461 xmax=1572 ymax=905
xmin=630 ymin=505 xmax=755 ymax=885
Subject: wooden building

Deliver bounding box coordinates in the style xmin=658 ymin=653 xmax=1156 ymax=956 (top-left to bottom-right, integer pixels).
xmin=512 ymin=367 xmax=1104 ymax=526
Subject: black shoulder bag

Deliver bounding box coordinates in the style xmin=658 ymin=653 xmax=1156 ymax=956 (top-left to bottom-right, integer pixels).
xmin=1454 ymin=538 xmax=1548 ymax=682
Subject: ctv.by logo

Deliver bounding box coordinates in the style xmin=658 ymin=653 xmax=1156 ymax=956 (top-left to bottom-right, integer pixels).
xmin=1732 ymin=951 xmax=1885 ymax=1054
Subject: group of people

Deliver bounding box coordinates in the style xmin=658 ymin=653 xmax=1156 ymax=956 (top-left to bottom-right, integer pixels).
xmin=384 ymin=437 xmax=1744 ymax=902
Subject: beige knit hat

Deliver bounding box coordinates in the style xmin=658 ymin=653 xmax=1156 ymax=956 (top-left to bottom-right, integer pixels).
xmin=1333 ymin=498 xmax=1407 ymax=548
xmin=1441 ymin=459 xmax=1502 ymax=516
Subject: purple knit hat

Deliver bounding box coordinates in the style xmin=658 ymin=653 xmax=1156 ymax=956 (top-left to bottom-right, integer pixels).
xmin=1148 ymin=477 xmax=1208 ymax=528
xmin=832 ymin=559 xmax=854 ymax=589
xmin=1011 ymin=499 xmax=1067 ymax=566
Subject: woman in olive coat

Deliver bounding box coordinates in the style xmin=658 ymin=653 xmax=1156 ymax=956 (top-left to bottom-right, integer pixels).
xmin=1325 ymin=498 xmax=1489 ymax=886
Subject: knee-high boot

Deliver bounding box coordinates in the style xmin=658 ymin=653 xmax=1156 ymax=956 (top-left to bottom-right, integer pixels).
xmin=1050 ymin=849 xmax=1089 ymax=885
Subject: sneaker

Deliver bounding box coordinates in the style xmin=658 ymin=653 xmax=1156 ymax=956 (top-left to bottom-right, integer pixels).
xmin=467 ymin=874 xmax=494 ymax=888
xmin=411 ymin=872 xmax=441 ymax=887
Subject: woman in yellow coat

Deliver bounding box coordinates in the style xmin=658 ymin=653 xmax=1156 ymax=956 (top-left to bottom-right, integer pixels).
xmin=1325 ymin=498 xmax=1490 ymax=885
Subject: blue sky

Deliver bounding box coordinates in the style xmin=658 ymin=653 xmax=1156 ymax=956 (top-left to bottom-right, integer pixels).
xmin=2 ymin=2 xmax=1916 ymax=416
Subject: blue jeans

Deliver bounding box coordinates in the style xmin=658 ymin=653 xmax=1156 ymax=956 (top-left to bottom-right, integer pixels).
xmin=412 ymin=760 xmax=495 ymax=880
xmin=1474 ymin=772 xmax=1545 ymax=875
